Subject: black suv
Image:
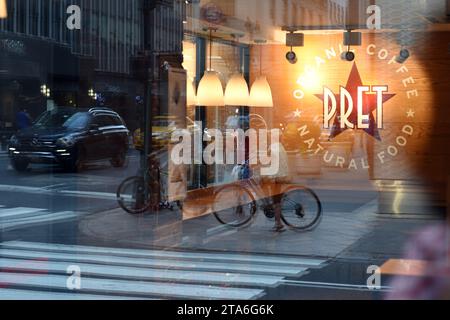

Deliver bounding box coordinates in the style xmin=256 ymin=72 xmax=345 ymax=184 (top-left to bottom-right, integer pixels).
xmin=8 ymin=107 xmax=129 ymax=172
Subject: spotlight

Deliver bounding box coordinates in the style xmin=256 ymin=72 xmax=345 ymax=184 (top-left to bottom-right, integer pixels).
xmin=285 ymin=30 xmax=303 ymax=65
xmin=341 ymin=30 xmax=360 ymax=62
xmin=395 ymin=48 xmax=410 ymax=64
xmin=286 ymin=50 xmax=297 ymax=64
xmin=341 ymin=51 xmax=355 ymax=62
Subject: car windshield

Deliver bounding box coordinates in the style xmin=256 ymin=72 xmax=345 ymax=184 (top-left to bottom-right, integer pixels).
xmin=34 ymin=110 xmax=89 ymax=129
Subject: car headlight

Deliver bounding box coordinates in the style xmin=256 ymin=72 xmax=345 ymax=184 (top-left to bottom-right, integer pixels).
xmin=9 ymin=135 xmax=19 ymax=146
xmin=57 ymin=136 xmax=75 ymax=147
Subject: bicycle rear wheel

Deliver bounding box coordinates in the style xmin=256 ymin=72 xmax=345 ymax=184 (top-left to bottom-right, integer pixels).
xmin=281 ymin=187 xmax=322 ymax=230
xmin=116 ymin=176 xmax=151 ymax=214
xmin=213 ymin=184 xmax=257 ymax=228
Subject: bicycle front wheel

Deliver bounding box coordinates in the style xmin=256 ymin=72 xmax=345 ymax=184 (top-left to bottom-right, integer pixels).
xmin=213 ymin=184 xmax=257 ymax=228
xmin=116 ymin=176 xmax=151 ymax=214
xmin=281 ymin=187 xmax=322 ymax=230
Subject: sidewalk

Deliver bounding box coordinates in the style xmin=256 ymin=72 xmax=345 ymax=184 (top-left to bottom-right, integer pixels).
xmin=78 ymin=197 xmax=438 ymax=261
xmin=78 ymin=168 xmax=442 ymax=260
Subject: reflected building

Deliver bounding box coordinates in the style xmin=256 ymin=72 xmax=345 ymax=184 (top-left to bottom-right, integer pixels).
xmin=0 ymin=0 xmax=184 ymax=147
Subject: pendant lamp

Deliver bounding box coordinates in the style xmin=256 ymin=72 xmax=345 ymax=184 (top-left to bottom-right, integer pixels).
xmin=224 ymin=34 xmax=249 ymax=106
xmin=249 ymin=76 xmax=273 ymax=108
xmin=196 ymin=29 xmax=224 ymax=107
xmin=249 ymin=40 xmax=273 ymax=108
xmin=0 ymin=0 xmax=7 ymax=19
xmin=225 ymin=74 xmax=249 ymax=106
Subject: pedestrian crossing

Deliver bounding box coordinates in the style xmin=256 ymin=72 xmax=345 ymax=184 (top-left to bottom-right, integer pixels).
xmin=0 ymin=206 xmax=79 ymax=232
xmin=0 ymin=241 xmax=327 ymax=300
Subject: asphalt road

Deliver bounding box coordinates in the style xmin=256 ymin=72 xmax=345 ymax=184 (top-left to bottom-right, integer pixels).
xmin=0 ymin=149 xmax=143 ymax=210
xmin=0 ymin=151 xmax=377 ymax=212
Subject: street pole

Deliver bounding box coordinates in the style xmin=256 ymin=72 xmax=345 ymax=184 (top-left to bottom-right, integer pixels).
xmin=139 ymin=0 xmax=184 ymax=206
xmin=195 ymin=36 xmax=207 ymax=189
xmin=140 ymin=1 xmax=154 ymax=206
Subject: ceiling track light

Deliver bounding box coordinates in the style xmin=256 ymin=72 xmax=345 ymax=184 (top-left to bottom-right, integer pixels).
xmin=286 ymin=49 xmax=297 ymax=64
xmin=286 ymin=31 xmax=304 ymax=47
xmin=285 ymin=30 xmax=304 ymax=65
xmin=341 ymin=50 xmax=355 ymax=62
xmin=395 ymin=48 xmax=410 ymax=64
xmin=341 ymin=30 xmax=361 ymax=62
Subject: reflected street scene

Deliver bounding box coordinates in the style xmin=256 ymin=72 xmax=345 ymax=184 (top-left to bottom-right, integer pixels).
xmin=0 ymin=0 xmax=450 ymax=301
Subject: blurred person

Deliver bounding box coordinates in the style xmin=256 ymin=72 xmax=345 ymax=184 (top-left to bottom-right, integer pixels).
xmin=15 ymin=108 xmax=32 ymax=130
xmin=261 ymin=129 xmax=290 ymax=233
xmin=386 ymin=34 xmax=450 ymax=299
xmin=386 ymin=223 xmax=450 ymax=299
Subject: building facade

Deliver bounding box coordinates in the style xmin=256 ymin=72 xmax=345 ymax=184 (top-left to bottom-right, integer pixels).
xmin=0 ymin=0 xmax=184 ymax=145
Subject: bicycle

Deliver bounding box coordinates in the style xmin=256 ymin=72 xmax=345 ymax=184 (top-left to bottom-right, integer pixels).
xmin=116 ymin=154 xmax=180 ymax=214
xmin=212 ymin=170 xmax=322 ymax=231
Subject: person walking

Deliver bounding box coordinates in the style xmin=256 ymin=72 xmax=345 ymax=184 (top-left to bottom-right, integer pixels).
xmin=260 ymin=131 xmax=290 ymax=232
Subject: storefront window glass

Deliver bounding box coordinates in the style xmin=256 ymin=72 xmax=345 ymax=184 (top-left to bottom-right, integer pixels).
xmin=0 ymin=0 xmax=449 ymax=301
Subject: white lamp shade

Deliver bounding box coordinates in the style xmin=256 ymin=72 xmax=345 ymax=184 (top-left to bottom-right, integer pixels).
xmin=249 ymin=76 xmax=273 ymax=108
xmin=196 ymin=71 xmax=224 ymax=106
xmin=224 ymin=74 xmax=249 ymax=106
xmin=186 ymin=79 xmax=197 ymax=106
xmin=0 ymin=0 xmax=7 ymax=19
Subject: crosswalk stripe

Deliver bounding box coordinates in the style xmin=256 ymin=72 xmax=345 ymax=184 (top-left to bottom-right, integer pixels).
xmin=2 ymin=211 xmax=76 ymax=224
xmin=0 ymin=184 xmax=117 ymax=201
xmin=0 ymin=206 xmax=80 ymax=232
xmin=0 ymin=248 xmax=307 ymax=276
xmin=0 ymin=207 xmax=47 ymax=219
xmin=0 ymin=241 xmax=327 ymax=300
xmin=59 ymin=190 xmax=117 ymax=200
xmin=0 ymin=272 xmax=264 ymax=300
xmin=0 ymin=288 xmax=148 ymax=300
xmin=1 ymin=241 xmax=325 ymax=267
xmin=1 ymin=212 xmax=78 ymax=231
xmin=0 ymin=258 xmax=283 ymax=287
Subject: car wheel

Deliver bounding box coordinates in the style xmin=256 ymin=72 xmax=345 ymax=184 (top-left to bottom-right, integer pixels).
xmin=62 ymin=158 xmax=81 ymax=173
xmin=12 ymin=159 xmax=30 ymax=172
xmin=111 ymin=150 xmax=126 ymax=168
xmin=62 ymin=148 xmax=84 ymax=173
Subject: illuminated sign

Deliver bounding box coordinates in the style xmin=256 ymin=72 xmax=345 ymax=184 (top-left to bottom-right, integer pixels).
xmin=316 ymin=63 xmax=395 ymax=140
xmin=287 ymin=42 xmax=420 ymax=170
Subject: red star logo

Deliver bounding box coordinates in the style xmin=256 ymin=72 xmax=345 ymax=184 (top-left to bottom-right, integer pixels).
xmin=315 ymin=63 xmax=396 ymax=141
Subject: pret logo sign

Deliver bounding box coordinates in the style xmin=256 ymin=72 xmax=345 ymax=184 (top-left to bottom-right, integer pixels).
xmin=290 ymin=42 xmax=418 ymax=171
xmin=317 ymin=63 xmax=396 ymax=140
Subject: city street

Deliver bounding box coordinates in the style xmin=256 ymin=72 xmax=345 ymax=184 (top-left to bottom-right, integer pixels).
xmin=0 ymin=0 xmax=448 ymax=305
xmin=0 ymin=150 xmax=437 ymax=300
xmin=0 ymin=149 xmax=139 ymax=231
